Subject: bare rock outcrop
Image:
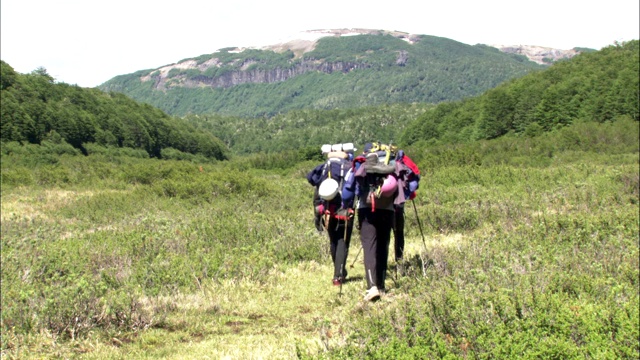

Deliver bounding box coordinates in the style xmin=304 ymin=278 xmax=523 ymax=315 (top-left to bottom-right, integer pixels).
xmin=490 ymin=44 xmax=581 ymax=64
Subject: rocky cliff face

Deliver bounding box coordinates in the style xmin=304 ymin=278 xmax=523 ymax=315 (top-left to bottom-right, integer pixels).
xmin=146 ymin=59 xmax=372 ymax=90
xmin=188 ymin=61 xmax=371 ymax=88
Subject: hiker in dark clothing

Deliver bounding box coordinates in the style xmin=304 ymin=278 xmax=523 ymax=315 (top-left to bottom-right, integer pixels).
xmin=392 ymin=149 xmax=420 ymax=271
xmin=307 ymin=145 xmax=355 ymax=286
xmin=393 ymin=204 xmax=406 ymax=262
xmin=324 ymin=208 xmax=354 ymax=285
xmin=343 ymin=142 xmax=405 ymax=301
xmin=358 ymin=204 xmax=394 ymax=301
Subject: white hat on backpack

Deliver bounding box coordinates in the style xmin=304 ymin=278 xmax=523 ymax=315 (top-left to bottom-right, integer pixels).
xmin=318 ymin=178 xmax=339 ymax=200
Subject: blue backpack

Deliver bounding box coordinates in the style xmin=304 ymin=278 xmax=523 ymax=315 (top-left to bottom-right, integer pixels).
xmin=307 ymin=152 xmax=352 ymax=206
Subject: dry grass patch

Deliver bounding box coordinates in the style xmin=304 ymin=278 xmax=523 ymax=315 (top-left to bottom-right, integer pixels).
xmin=0 ymin=187 xmax=120 ymax=222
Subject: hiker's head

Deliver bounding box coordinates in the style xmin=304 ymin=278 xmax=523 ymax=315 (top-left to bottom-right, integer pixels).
xmin=363 ymin=143 xmax=373 ymax=153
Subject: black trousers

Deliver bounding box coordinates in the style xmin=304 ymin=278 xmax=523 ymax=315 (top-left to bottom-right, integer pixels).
xmin=393 ymin=205 xmax=405 ymax=261
xmin=358 ymin=208 xmax=394 ymax=290
xmin=326 ymin=216 xmax=353 ymax=279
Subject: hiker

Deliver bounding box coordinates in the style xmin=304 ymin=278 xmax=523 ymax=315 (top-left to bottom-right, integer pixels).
xmin=343 ymin=142 xmax=404 ymax=301
xmin=392 ymin=149 xmax=421 ymax=273
xmin=306 ymin=143 xmax=356 ymax=286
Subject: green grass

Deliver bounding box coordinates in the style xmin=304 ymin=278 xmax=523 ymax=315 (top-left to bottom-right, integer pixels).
xmin=1 ymin=122 xmax=638 ymax=359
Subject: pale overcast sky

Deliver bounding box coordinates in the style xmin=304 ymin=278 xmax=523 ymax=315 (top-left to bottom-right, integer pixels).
xmin=1 ymin=0 xmax=638 ymax=88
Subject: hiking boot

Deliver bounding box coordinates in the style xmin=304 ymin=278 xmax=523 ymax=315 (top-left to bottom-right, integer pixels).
xmin=363 ymin=286 xmax=381 ymax=302
xmin=332 ymin=269 xmax=347 ymax=286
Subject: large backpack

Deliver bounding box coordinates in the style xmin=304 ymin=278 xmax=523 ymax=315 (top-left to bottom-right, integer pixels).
xmin=307 ymin=144 xmax=355 ymax=229
xmin=317 ymin=151 xmax=352 ymax=204
xmin=352 ymin=143 xmax=400 ymax=210
xmin=353 ymin=142 xmax=421 ymax=205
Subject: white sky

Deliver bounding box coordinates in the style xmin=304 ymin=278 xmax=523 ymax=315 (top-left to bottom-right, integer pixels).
xmin=2 ymin=0 xmax=638 ymax=88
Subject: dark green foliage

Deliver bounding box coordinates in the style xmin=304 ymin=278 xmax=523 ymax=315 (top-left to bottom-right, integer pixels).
xmin=98 ymin=34 xmax=544 ymax=118
xmin=186 ymin=103 xmax=432 ymax=155
xmin=401 ymin=40 xmax=640 ymax=146
xmin=403 ymin=117 xmax=639 ymax=171
xmin=0 ymin=60 xmax=229 ymax=160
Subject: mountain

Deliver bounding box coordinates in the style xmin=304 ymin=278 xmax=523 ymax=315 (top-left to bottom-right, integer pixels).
xmin=99 ymin=29 xmax=568 ymax=118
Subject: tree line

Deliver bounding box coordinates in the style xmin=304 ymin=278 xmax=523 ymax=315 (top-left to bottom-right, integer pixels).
xmin=184 ymin=103 xmax=433 ymax=155
xmin=0 ymin=61 xmax=228 ymax=160
xmin=400 ymin=40 xmax=639 ymax=146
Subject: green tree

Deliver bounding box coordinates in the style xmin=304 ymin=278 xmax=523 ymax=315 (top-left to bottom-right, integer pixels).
xmin=0 ymin=60 xmax=18 ymax=90
xmin=476 ymin=86 xmax=515 ymax=139
xmin=0 ymin=91 xmax=35 ymax=142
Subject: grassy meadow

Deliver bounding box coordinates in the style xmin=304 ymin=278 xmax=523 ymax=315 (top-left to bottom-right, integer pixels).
xmin=1 ymin=119 xmax=638 ymax=359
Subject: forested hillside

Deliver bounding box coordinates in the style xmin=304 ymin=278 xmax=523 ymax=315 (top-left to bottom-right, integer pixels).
xmin=185 ymin=103 xmax=432 ymax=155
xmin=181 ymin=41 xmax=639 ymax=155
xmin=0 ymin=61 xmax=228 ymax=160
xmin=400 ymin=40 xmax=639 ymax=145
xmin=99 ymin=33 xmax=545 ymax=118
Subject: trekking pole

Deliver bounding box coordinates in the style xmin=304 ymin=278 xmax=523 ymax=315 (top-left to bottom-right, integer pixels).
xmin=350 ymin=246 xmax=362 ymax=268
xmin=411 ymin=199 xmax=428 ymax=277
xmin=339 ymin=263 xmax=344 ymax=297
xmin=411 ymin=199 xmax=427 ymax=251
xmin=339 ymin=216 xmax=350 ymax=297
xmin=349 ymin=203 xmax=362 ymax=269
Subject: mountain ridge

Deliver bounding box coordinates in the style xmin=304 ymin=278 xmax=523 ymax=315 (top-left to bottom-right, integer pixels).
xmin=259 ymin=29 xmax=584 ymax=63
xmin=99 ymin=29 xmax=574 ymax=117
xmin=144 ymin=28 xmax=584 ymax=82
